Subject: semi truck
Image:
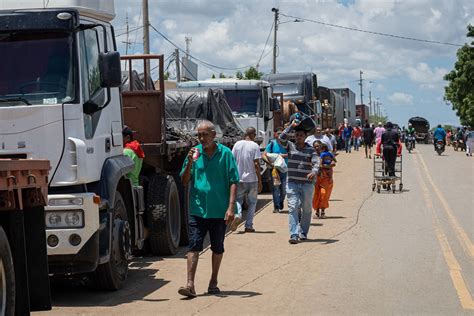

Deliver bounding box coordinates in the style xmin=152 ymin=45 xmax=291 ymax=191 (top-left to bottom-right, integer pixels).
xmin=264 ymin=72 xmax=321 ymax=125
xmin=0 ymin=159 xmax=51 ymax=315
xmin=0 ymin=0 xmax=199 ymax=291
xmin=178 ymin=79 xmax=279 ymax=190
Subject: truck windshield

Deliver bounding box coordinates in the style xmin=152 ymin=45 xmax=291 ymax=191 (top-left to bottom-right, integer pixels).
xmin=0 ymin=32 xmax=75 ymax=106
xmin=272 ymin=83 xmax=301 ymax=96
xmin=224 ymin=90 xmax=261 ymax=115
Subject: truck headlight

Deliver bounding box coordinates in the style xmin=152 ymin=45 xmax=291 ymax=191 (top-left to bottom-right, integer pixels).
xmin=45 ymin=211 xmax=84 ymax=229
xmin=48 ymin=198 xmax=83 ymax=206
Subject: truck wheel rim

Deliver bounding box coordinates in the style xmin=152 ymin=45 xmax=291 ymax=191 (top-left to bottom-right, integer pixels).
xmin=0 ymin=259 xmax=6 ymax=316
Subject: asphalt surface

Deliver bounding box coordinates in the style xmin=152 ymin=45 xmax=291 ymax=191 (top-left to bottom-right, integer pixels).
xmin=35 ymin=144 xmax=473 ymax=315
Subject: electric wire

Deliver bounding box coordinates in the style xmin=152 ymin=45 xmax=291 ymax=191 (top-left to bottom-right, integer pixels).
xmin=280 ymin=12 xmax=463 ymax=47
xmin=256 ymin=20 xmax=275 ymax=68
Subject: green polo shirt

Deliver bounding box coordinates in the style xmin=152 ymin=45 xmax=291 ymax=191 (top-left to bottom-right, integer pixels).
xmin=180 ymin=143 xmax=239 ymax=219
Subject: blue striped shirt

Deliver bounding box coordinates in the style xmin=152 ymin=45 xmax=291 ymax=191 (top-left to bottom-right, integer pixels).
xmin=280 ymin=126 xmax=319 ymax=183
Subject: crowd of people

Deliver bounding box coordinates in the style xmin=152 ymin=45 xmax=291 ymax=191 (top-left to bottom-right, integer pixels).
xmin=121 ymin=117 xmax=471 ymax=298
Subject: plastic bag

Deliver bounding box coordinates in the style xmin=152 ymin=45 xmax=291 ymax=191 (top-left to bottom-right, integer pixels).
xmin=266 ymin=153 xmax=288 ymax=173
xmin=272 ymin=168 xmax=281 ymax=186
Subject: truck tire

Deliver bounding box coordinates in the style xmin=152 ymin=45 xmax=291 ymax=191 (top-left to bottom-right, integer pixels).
xmin=93 ymin=191 xmax=131 ymax=290
xmin=147 ymin=174 xmax=181 ymax=255
xmin=172 ymin=174 xmax=190 ymax=246
xmin=0 ymin=226 xmax=15 ymax=316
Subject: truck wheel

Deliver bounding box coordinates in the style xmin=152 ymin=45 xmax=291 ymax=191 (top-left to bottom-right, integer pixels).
xmin=0 ymin=227 xmax=15 ymax=316
xmin=93 ymin=191 xmax=131 ymax=290
xmin=147 ymin=174 xmax=181 ymax=255
xmin=172 ymin=174 xmax=190 ymax=246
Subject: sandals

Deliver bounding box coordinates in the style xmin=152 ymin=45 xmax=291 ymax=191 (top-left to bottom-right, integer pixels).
xmin=178 ymin=286 xmax=197 ymax=298
xmin=321 ymin=210 xmax=326 ymax=218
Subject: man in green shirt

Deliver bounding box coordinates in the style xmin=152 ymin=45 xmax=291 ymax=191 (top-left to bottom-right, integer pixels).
xmin=178 ymin=121 xmax=239 ymax=298
xmin=122 ymin=126 xmax=144 ymax=186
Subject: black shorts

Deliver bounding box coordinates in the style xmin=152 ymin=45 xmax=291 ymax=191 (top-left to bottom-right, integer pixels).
xmin=364 ymin=140 xmax=373 ymax=147
xmin=188 ymin=215 xmax=227 ymax=254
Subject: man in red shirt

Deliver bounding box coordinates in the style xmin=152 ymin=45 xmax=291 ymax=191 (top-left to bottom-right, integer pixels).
xmin=352 ymin=125 xmax=362 ymax=151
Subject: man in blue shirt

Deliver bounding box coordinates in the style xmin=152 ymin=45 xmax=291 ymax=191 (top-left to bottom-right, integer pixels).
xmin=262 ymin=127 xmax=289 ymax=213
xmin=433 ymin=124 xmax=446 ymax=150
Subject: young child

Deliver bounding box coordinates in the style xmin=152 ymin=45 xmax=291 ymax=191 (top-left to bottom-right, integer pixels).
xmin=313 ymin=143 xmax=336 ymax=218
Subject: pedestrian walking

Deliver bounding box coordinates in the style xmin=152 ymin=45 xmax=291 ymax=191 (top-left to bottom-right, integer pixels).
xmin=231 ymin=127 xmax=262 ymax=232
xmin=375 ymin=122 xmax=400 ymax=177
xmin=465 ymin=127 xmax=474 ymax=157
xmin=306 ymin=126 xmax=333 ymax=151
xmin=374 ymin=122 xmax=385 ymax=143
xmin=362 ymin=123 xmax=375 ymax=159
xmin=313 ymin=143 xmax=336 ymax=219
xmin=352 ymin=125 xmax=362 ymax=151
xmin=179 ymin=121 xmax=239 ymax=298
xmin=280 ymin=119 xmax=319 ymax=244
xmin=262 ymin=127 xmax=289 ymax=213
xmin=343 ymin=123 xmax=353 ymax=153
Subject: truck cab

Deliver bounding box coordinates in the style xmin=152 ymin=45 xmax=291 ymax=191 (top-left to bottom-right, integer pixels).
xmin=0 ymin=1 xmax=140 ymax=290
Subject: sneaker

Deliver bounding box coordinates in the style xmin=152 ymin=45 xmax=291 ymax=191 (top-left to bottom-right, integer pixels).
xmin=299 ymin=233 xmax=307 ymax=240
xmin=273 ymin=208 xmax=279 ymax=213
xmin=244 ymin=227 xmax=255 ymax=233
xmin=289 ymin=235 xmax=299 ymax=244
xmin=229 ymin=217 xmax=242 ymax=231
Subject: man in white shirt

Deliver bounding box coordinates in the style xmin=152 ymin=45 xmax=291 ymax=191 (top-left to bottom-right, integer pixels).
xmin=305 ymin=126 xmax=333 ymax=151
xmin=231 ymin=127 xmax=262 ymax=232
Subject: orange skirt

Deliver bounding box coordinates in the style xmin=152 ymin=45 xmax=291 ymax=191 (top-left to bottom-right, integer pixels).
xmin=313 ymin=175 xmax=334 ymax=210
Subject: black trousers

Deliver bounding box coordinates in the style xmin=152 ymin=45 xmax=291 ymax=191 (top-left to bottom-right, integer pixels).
xmin=383 ymin=145 xmax=397 ymax=176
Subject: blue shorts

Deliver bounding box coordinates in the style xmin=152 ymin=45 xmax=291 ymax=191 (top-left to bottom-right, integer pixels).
xmin=188 ymin=215 xmax=227 ymax=254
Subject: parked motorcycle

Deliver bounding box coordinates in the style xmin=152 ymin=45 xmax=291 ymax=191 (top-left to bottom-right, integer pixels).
xmin=435 ymin=139 xmax=445 ymax=155
xmin=405 ymin=135 xmax=415 ymax=153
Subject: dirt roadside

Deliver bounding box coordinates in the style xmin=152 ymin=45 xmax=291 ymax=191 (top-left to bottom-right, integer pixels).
xmin=37 ymin=149 xmax=372 ymax=315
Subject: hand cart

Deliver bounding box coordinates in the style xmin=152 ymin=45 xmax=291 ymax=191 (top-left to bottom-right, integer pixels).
xmin=372 ymin=154 xmax=403 ymax=193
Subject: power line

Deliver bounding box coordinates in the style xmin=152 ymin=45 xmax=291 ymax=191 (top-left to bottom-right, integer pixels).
xmin=116 ymin=25 xmax=144 ymax=37
xmin=256 ymin=20 xmax=275 ymax=70
xmin=280 ymin=12 xmax=463 ymax=47
xmin=149 ymin=24 xmax=256 ymax=71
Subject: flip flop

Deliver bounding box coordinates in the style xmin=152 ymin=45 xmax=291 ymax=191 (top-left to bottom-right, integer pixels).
xmin=207 ymin=286 xmax=221 ymax=294
xmin=178 ymin=286 xmax=197 ymax=298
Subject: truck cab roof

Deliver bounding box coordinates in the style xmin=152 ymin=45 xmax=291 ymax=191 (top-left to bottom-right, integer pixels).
xmin=0 ymin=0 xmax=115 ymax=22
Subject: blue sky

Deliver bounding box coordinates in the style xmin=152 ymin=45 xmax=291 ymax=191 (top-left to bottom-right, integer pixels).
xmin=113 ymin=0 xmax=473 ymax=127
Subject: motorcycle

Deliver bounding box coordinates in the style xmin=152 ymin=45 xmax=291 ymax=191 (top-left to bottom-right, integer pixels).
xmin=453 ymin=139 xmax=466 ymax=151
xmin=405 ymin=135 xmax=415 ymax=153
xmin=435 ymin=139 xmax=445 ymax=155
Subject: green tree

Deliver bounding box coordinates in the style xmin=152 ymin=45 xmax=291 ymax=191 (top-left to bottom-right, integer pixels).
xmin=243 ymin=66 xmax=263 ymax=80
xmin=211 ymin=74 xmax=216 ymax=79
xmin=444 ymin=25 xmax=474 ymax=127
xmin=219 ymin=72 xmax=226 ymax=78
xmin=163 ymin=71 xmax=170 ymax=80
xmin=236 ymin=71 xmax=243 ymax=79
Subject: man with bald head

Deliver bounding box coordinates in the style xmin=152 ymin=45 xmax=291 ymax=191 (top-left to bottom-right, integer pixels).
xmin=179 ymin=120 xmax=239 ymax=297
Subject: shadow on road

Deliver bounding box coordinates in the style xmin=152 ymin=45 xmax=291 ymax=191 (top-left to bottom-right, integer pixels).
xmin=319 ymin=216 xmax=346 ymax=219
xmin=310 ymin=223 xmax=323 ymax=226
xmin=202 ymin=290 xmax=262 ymax=298
xmin=235 ymin=230 xmax=276 ymax=234
xmin=50 ymin=260 xmax=169 ymax=307
xmin=303 ymin=238 xmax=338 ymax=244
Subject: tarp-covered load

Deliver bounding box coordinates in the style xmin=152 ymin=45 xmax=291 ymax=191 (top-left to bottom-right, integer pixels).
xmin=409 ymin=116 xmax=430 ymax=132
xmin=165 ymin=88 xmax=244 ymax=140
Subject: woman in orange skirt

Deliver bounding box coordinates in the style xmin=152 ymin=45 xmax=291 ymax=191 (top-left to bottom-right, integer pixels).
xmin=313 ymin=143 xmax=336 ymax=218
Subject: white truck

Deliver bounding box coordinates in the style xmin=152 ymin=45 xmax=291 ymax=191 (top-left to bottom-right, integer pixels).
xmin=0 ymin=0 xmax=187 ymax=291
xmin=178 ymin=79 xmax=279 ymax=190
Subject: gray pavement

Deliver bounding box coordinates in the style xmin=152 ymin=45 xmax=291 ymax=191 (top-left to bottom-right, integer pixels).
xmin=35 ymin=144 xmax=474 ymax=315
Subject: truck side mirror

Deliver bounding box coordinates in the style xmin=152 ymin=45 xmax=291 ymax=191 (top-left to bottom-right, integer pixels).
xmin=99 ymin=51 xmax=122 ymax=88
xmin=270 ymin=98 xmax=280 ymax=111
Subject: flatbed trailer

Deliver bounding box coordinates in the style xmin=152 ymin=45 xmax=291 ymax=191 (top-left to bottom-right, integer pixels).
xmin=0 ymin=159 xmax=51 ymax=315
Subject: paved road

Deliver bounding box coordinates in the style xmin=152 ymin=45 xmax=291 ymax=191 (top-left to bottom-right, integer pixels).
xmin=36 ymin=144 xmax=473 ymax=315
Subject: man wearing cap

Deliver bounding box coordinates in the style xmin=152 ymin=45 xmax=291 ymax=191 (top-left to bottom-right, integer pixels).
xmin=122 ymin=126 xmax=145 ymax=186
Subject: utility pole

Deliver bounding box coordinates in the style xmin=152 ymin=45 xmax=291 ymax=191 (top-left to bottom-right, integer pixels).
xmin=271 ymin=8 xmax=279 ymax=74
xmin=175 ymin=49 xmax=181 ymax=83
xmin=142 ymin=0 xmax=150 ymax=78
xmin=185 ymin=36 xmax=192 ymax=59
xmin=369 ymin=90 xmax=372 ymax=116
xmin=122 ymin=13 xmax=133 ymax=69
xmin=358 ymin=70 xmax=364 ymax=105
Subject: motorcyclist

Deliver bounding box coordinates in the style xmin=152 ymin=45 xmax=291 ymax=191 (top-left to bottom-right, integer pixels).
xmin=406 ymin=123 xmax=416 ymax=148
xmin=433 ymin=124 xmax=446 ymax=150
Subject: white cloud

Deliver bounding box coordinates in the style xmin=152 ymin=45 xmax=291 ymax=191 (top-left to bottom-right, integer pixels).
xmin=388 ymin=92 xmax=414 ymax=105
xmin=405 ymin=63 xmax=448 ymax=88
